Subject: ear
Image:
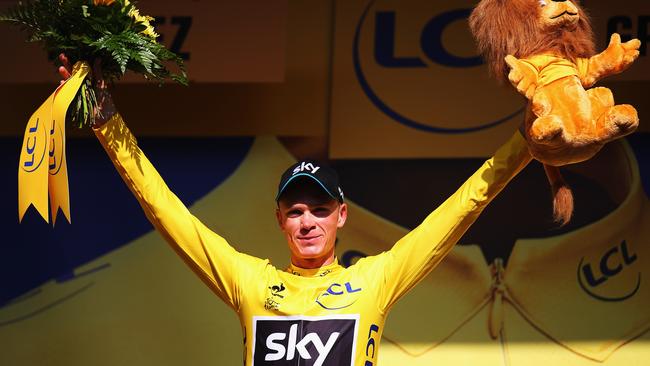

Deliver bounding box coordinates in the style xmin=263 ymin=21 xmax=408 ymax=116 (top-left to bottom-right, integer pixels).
xmin=275 ymin=208 xmax=284 ymax=229
xmin=337 ymin=203 xmax=348 ymax=228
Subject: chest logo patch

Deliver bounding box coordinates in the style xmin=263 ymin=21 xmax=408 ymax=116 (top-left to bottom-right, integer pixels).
xmin=316 ymin=282 xmax=362 ymax=310
xmin=252 ymin=314 xmax=359 ymax=366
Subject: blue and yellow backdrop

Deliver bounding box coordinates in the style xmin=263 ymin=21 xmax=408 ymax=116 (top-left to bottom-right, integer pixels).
xmin=1 ymin=0 xmax=649 ymax=365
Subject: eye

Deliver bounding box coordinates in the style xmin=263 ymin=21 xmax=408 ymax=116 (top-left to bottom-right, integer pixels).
xmin=312 ymin=207 xmax=332 ymax=217
xmin=287 ymin=209 xmax=302 ymax=218
xmin=539 ymin=0 xmax=547 ymax=6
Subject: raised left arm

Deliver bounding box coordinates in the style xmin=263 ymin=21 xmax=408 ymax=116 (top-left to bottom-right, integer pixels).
xmin=376 ymin=131 xmax=532 ymax=311
xmin=579 ymin=33 xmax=641 ymax=88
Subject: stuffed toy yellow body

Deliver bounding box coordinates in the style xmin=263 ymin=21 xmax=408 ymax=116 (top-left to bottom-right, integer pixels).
xmin=470 ymin=0 xmax=640 ymax=225
xmin=507 ymin=38 xmax=639 ymax=166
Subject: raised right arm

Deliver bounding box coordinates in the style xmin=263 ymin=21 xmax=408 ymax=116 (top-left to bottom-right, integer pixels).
xmin=93 ymin=113 xmax=260 ymax=311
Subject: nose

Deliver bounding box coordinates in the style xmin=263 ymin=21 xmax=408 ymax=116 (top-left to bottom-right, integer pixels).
xmin=300 ymin=212 xmax=316 ymax=231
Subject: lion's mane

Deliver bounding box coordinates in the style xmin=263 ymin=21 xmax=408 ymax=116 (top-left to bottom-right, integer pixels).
xmin=469 ymin=0 xmax=596 ymax=83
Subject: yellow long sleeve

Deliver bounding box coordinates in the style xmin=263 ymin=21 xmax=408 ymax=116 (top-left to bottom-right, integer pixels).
xmin=93 ymin=113 xmax=265 ymax=312
xmin=374 ymin=131 xmax=532 ymax=311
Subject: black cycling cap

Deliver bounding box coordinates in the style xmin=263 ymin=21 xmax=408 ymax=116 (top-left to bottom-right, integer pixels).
xmin=276 ymin=161 xmax=344 ymax=203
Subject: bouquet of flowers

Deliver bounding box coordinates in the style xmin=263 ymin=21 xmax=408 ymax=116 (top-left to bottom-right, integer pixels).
xmin=4 ymin=0 xmax=188 ymax=225
xmin=1 ymin=0 xmax=188 ymax=127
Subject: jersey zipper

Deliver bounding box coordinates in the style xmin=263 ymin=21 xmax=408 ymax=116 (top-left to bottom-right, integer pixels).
xmin=489 ymin=257 xmax=511 ymax=366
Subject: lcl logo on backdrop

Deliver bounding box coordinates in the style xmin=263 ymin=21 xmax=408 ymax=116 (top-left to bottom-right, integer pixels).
xmin=252 ymin=315 xmax=358 ymax=366
xmin=578 ymin=240 xmax=641 ymax=302
xmin=353 ymin=0 xmax=523 ymax=134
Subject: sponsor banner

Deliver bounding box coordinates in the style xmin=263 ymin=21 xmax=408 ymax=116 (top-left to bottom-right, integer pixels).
xmin=0 ymin=0 xmax=287 ymax=83
xmin=329 ymin=0 xmax=650 ymax=158
xmin=329 ymin=0 xmax=524 ymax=158
xmin=252 ymin=315 xmax=359 ymax=366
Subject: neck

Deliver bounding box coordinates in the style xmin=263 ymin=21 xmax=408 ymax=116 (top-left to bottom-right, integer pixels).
xmin=291 ymin=252 xmax=335 ymax=269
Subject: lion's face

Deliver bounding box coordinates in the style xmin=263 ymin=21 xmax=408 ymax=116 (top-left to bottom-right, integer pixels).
xmin=539 ymin=0 xmax=580 ymax=30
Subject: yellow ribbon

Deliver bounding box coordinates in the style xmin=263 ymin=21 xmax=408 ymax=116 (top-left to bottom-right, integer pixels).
xmin=18 ymin=61 xmax=90 ymax=225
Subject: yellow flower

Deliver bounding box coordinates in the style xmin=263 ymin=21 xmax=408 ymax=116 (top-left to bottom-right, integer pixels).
xmin=128 ymin=7 xmax=159 ymax=39
xmin=142 ymin=25 xmax=159 ymax=40
xmin=93 ymin=0 xmax=116 ymax=6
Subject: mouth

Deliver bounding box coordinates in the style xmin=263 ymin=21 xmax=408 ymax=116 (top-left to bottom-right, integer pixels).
xmin=550 ymin=11 xmax=578 ymax=20
xmin=297 ymin=235 xmax=323 ymax=242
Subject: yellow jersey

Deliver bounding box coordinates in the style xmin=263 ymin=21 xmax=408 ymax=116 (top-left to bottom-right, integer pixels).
xmin=93 ymin=113 xmax=531 ymax=366
xmin=519 ymin=54 xmax=591 ymax=87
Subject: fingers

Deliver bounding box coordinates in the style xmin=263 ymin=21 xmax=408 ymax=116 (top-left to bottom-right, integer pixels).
xmin=508 ymin=69 xmax=523 ymax=85
xmin=505 ymin=55 xmax=536 ymax=99
xmin=58 ymin=53 xmax=71 ymax=77
xmin=622 ymin=38 xmax=641 ymax=51
xmin=508 ymin=69 xmax=526 ymax=94
xmin=609 ymin=33 xmax=621 ymax=46
xmin=57 ymin=53 xmax=72 ymax=83
xmin=58 ymin=53 xmax=71 ymax=72
xmin=506 ymin=56 xmax=523 ymax=84
xmin=518 ymin=79 xmax=534 ymax=99
xmin=525 ymin=84 xmax=536 ymax=100
xmin=58 ymin=65 xmax=71 ymax=80
xmin=624 ymin=50 xmax=640 ymax=65
xmin=505 ymin=55 xmax=519 ymax=70
xmin=620 ymin=39 xmax=641 ymax=66
xmin=508 ymin=71 xmax=533 ymax=98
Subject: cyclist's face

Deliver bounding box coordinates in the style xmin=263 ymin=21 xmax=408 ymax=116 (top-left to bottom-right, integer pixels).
xmin=276 ymin=181 xmax=347 ymax=268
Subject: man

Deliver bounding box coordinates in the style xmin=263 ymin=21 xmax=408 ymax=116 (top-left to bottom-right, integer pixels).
xmin=59 ymin=55 xmax=532 ymax=365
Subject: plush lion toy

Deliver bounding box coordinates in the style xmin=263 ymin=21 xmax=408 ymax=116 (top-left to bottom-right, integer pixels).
xmin=469 ymin=0 xmax=641 ymax=225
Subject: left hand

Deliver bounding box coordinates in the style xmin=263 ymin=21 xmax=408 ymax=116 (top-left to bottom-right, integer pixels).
xmin=603 ymin=33 xmax=641 ymax=74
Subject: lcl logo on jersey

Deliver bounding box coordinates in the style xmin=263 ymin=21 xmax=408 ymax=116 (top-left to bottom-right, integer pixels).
xmin=353 ymin=0 xmax=523 ymax=133
xmin=316 ymin=282 xmax=362 ymax=310
xmin=252 ymin=315 xmax=358 ymax=366
xmin=578 ymin=240 xmax=641 ymax=302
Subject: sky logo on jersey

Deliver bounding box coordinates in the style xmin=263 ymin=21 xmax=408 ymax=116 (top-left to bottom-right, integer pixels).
xmin=252 ymin=315 xmax=359 ymax=366
xmin=316 ymin=282 xmax=363 ymax=310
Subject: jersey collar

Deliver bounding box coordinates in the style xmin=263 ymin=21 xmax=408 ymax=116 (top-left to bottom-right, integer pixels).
xmin=286 ymin=257 xmax=344 ymax=277
xmin=503 ymin=140 xmax=650 ymax=361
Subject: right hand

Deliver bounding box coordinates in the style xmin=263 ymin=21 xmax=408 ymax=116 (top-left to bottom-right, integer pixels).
xmin=505 ymin=55 xmax=538 ymax=100
xmin=58 ymin=53 xmax=117 ymax=127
